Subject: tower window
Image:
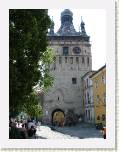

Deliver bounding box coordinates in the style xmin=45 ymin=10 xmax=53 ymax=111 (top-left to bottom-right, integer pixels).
xmin=76 ymin=57 xmax=79 ymax=64
xmin=59 ymin=57 xmax=62 ymax=64
xmin=54 ymin=63 xmax=56 ymax=70
xmin=87 ymin=57 xmax=89 ymax=65
xmin=82 ymin=57 xmax=85 ymax=63
xmin=70 ymin=57 xmax=73 ymax=64
xmin=72 ymin=77 xmax=77 ymax=84
xmin=102 ymin=114 xmax=106 ymax=121
xmin=63 ymin=47 xmax=69 ymax=55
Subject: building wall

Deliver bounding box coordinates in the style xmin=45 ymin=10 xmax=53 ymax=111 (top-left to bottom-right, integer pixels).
xmin=91 ymin=66 xmax=106 ymax=126
xmin=43 ymin=39 xmax=92 ymax=124
xmin=83 ymin=72 xmax=95 ymax=124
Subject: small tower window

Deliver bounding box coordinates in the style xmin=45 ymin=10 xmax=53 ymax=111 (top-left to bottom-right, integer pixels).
xmin=82 ymin=57 xmax=85 ymax=63
xmin=72 ymin=77 xmax=77 ymax=84
xmin=59 ymin=57 xmax=62 ymax=64
xmin=76 ymin=57 xmax=79 ymax=64
xmin=54 ymin=63 xmax=56 ymax=70
xmin=102 ymin=114 xmax=106 ymax=121
xmin=63 ymin=47 xmax=69 ymax=55
xmin=70 ymin=57 xmax=73 ymax=64
xmin=87 ymin=57 xmax=89 ymax=66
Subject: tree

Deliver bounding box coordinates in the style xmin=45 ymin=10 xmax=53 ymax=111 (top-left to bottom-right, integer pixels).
xmin=9 ymin=9 xmax=53 ymax=117
xmin=23 ymin=92 xmax=43 ymax=119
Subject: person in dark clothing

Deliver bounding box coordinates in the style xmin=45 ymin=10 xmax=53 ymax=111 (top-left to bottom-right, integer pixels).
xmin=28 ymin=125 xmax=36 ymax=137
xmin=102 ymin=127 xmax=106 ymax=139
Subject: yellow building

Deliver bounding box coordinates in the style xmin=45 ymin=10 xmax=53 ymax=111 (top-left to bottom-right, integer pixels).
xmin=90 ymin=65 xmax=106 ymax=126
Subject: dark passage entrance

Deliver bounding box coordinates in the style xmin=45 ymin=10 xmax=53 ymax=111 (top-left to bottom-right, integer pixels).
xmin=52 ymin=109 xmax=65 ymax=127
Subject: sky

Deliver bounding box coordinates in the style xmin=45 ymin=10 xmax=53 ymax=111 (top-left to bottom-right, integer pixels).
xmin=48 ymin=9 xmax=106 ymax=70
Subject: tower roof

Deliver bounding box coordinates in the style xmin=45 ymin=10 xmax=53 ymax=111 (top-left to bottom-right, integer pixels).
xmin=57 ymin=9 xmax=77 ymax=36
xmin=61 ymin=9 xmax=73 ymax=18
xmin=48 ymin=9 xmax=89 ymax=40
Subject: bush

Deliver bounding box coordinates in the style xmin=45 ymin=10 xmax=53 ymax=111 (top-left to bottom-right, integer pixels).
xmin=9 ymin=127 xmax=22 ymax=139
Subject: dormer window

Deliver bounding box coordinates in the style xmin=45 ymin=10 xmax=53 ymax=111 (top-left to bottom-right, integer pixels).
xmin=63 ymin=47 xmax=69 ymax=55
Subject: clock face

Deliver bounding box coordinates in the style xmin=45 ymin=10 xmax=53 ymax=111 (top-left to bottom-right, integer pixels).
xmin=73 ymin=47 xmax=81 ymax=54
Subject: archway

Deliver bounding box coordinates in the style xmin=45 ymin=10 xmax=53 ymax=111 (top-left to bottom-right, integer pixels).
xmin=52 ymin=109 xmax=65 ymax=127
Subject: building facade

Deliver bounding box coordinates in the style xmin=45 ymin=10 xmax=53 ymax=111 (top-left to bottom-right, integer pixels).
xmin=90 ymin=65 xmax=106 ymax=126
xmin=42 ymin=9 xmax=92 ymax=125
xmin=82 ymin=71 xmax=95 ymax=124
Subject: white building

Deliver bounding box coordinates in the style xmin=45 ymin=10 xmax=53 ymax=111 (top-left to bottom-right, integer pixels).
xmin=42 ymin=9 xmax=92 ymax=125
xmin=82 ymin=71 xmax=95 ymax=123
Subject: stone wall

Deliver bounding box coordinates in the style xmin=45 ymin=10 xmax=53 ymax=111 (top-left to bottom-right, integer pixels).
xmin=42 ymin=39 xmax=92 ymax=124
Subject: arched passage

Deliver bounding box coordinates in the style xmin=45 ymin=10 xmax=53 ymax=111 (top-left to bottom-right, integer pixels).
xmin=52 ymin=109 xmax=65 ymax=126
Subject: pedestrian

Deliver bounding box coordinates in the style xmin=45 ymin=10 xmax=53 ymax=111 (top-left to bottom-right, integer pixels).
xmin=102 ymin=127 xmax=106 ymax=139
xmin=28 ymin=125 xmax=36 ymax=138
xmin=27 ymin=120 xmax=36 ymax=130
xmin=20 ymin=124 xmax=28 ymax=139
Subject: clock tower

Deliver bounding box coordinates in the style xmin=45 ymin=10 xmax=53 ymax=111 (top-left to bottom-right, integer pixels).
xmin=43 ymin=9 xmax=92 ymax=125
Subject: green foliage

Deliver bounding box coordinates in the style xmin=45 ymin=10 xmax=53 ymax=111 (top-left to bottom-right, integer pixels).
xmin=9 ymin=127 xmax=22 ymax=139
xmin=42 ymin=47 xmax=55 ymax=64
xmin=23 ymin=92 xmax=43 ymax=119
xmin=9 ymin=9 xmax=53 ymax=117
xmin=39 ymin=47 xmax=55 ymax=91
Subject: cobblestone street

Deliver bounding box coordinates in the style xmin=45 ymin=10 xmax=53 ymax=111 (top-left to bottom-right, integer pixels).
xmin=35 ymin=123 xmax=103 ymax=139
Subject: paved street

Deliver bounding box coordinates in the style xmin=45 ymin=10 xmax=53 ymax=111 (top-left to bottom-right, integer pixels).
xmin=35 ymin=123 xmax=103 ymax=139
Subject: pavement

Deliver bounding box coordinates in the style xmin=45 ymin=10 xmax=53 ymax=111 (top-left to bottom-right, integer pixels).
xmin=35 ymin=122 xmax=103 ymax=139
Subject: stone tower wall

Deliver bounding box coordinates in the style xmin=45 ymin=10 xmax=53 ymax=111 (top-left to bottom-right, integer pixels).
xmin=42 ymin=39 xmax=92 ymax=124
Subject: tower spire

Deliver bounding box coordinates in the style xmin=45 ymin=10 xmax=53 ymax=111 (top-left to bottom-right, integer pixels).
xmin=80 ymin=17 xmax=86 ymax=35
xmin=49 ymin=16 xmax=54 ymax=35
